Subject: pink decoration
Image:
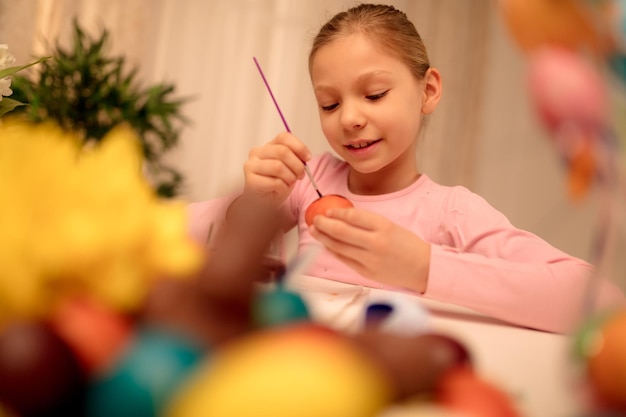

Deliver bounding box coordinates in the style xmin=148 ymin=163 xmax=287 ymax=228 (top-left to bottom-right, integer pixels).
xmin=527 ymin=46 xmax=609 ymax=133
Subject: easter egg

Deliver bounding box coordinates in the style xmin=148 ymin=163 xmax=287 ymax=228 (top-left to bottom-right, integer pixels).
xmin=252 ymin=286 xmax=310 ymax=327
xmin=585 ymin=309 xmax=626 ymax=410
xmin=164 ymin=323 xmax=392 ymax=417
xmin=527 ymin=46 xmax=608 ymax=133
xmin=0 ymin=320 xmax=86 ymax=417
xmin=50 ymin=297 xmax=133 ymax=375
xmin=498 ymin=0 xmax=606 ymax=53
xmin=436 ymin=367 xmax=520 ymax=417
xmin=349 ymin=331 xmax=472 ymax=401
xmin=304 ymin=194 xmax=354 ymax=227
xmin=87 ymin=327 xmax=203 ymax=417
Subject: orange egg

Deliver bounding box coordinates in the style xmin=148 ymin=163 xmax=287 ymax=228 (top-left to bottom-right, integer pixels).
xmin=50 ymin=297 xmax=132 ymax=375
xmin=586 ymin=309 xmax=626 ymax=411
xmin=498 ymin=0 xmax=608 ymax=54
xmin=436 ymin=367 xmax=521 ymax=417
xmin=304 ymin=194 xmax=354 ymax=227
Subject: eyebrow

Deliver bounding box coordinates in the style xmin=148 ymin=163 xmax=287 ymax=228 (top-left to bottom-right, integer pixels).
xmin=314 ymin=70 xmax=393 ymax=93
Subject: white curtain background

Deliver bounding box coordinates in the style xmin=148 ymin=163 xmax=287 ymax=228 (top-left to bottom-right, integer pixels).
xmin=0 ymin=0 xmax=608 ymax=267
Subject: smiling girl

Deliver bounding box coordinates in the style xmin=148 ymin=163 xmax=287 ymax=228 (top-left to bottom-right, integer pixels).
xmin=190 ymin=3 xmax=625 ymax=333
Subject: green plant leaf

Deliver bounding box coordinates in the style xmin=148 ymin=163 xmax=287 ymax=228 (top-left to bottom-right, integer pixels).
xmin=8 ymin=20 xmax=190 ymax=198
xmin=0 ymin=98 xmax=26 ymax=117
xmin=0 ymin=57 xmax=50 ymax=78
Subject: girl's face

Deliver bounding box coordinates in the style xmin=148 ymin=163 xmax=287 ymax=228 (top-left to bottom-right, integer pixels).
xmin=310 ymin=33 xmax=439 ymax=194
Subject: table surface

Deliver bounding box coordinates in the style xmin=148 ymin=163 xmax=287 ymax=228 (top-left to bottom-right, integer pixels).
xmin=281 ymin=274 xmax=585 ymax=417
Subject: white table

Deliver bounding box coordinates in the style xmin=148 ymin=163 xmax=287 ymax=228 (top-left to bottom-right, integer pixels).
xmin=283 ymin=274 xmax=584 ymax=417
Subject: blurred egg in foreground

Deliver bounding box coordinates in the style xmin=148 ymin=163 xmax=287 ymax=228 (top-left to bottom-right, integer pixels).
xmin=436 ymin=367 xmax=520 ymax=417
xmin=88 ymin=327 xmax=203 ymax=417
xmin=252 ymin=286 xmax=310 ymax=327
xmin=499 ymin=0 xmax=606 ymax=53
xmin=50 ymin=297 xmax=133 ymax=375
xmin=165 ymin=323 xmax=392 ymax=417
xmin=585 ymin=309 xmax=626 ymax=411
xmin=527 ymin=46 xmax=608 ymax=132
xmin=0 ymin=321 xmax=86 ymax=417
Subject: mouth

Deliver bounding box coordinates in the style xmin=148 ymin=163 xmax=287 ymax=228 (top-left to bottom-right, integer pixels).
xmin=345 ymin=139 xmax=381 ymax=150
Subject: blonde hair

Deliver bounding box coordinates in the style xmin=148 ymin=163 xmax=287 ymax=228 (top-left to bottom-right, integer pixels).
xmin=309 ymin=3 xmax=430 ymax=80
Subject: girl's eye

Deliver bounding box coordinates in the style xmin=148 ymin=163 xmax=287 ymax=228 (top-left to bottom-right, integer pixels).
xmin=366 ymin=90 xmax=389 ymax=101
xmin=321 ymin=103 xmax=338 ymax=111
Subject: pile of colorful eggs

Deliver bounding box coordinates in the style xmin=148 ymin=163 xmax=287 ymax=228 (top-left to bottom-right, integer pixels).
xmin=2 ymin=264 xmax=626 ymax=417
xmin=0 ymin=276 xmax=525 ymax=417
xmin=0 ymin=120 xmax=522 ymax=417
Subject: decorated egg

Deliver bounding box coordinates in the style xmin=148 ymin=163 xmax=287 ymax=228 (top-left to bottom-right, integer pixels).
xmin=527 ymin=46 xmax=608 ymax=133
xmin=305 ymin=194 xmax=354 ymax=227
xmin=0 ymin=320 xmax=86 ymax=417
xmin=50 ymin=297 xmax=133 ymax=375
xmin=349 ymin=331 xmax=472 ymax=401
xmin=252 ymin=286 xmax=310 ymax=327
xmin=87 ymin=326 xmax=204 ymax=417
xmin=585 ymin=309 xmax=626 ymax=411
xmin=435 ymin=366 xmax=520 ymax=417
xmin=164 ymin=323 xmax=392 ymax=417
xmin=498 ymin=0 xmax=606 ymax=53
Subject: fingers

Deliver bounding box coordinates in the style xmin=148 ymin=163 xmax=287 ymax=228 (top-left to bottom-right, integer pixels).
xmin=272 ymin=131 xmax=312 ymax=163
xmin=309 ymin=208 xmax=392 ymax=277
xmin=312 ymin=208 xmax=387 ymax=250
xmin=244 ymin=132 xmax=312 ymax=197
xmin=311 ymin=220 xmax=369 ymax=256
xmin=245 ymin=155 xmax=301 ymax=185
xmin=249 ymin=132 xmax=311 ymax=175
xmin=323 ymin=206 xmax=380 ymax=230
xmin=309 ymin=214 xmax=381 ymax=278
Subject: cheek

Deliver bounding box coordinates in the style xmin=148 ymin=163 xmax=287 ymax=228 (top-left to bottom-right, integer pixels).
xmin=389 ymin=97 xmax=423 ymax=135
xmin=320 ymin=114 xmax=340 ymax=142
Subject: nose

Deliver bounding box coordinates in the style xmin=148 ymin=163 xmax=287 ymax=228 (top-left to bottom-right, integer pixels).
xmin=339 ymin=99 xmax=366 ymax=131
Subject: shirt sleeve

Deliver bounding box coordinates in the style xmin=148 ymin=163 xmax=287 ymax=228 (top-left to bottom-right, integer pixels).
xmin=186 ymin=194 xmax=239 ymax=244
xmin=423 ymin=187 xmax=626 ymax=333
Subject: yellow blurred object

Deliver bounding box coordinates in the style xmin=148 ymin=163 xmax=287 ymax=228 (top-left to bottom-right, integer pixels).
xmin=498 ymin=0 xmax=611 ymax=55
xmin=0 ymin=119 xmax=203 ymax=322
xmin=165 ymin=323 xmax=393 ymax=417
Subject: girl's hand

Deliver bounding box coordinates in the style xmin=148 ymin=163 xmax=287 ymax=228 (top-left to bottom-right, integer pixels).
xmin=243 ymin=132 xmax=312 ymax=205
xmin=310 ymin=207 xmax=431 ymax=293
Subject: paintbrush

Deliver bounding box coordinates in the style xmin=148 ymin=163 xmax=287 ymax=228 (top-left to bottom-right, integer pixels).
xmin=253 ymin=56 xmax=323 ymax=198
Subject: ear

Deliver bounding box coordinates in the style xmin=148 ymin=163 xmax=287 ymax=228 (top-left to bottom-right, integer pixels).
xmin=421 ymin=67 xmax=442 ymax=115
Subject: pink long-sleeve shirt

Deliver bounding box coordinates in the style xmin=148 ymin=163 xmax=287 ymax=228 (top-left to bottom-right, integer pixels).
xmin=188 ymin=152 xmax=625 ymax=333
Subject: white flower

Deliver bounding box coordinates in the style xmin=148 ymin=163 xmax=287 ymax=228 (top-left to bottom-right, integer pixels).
xmin=0 ymin=44 xmax=16 ymax=69
xmin=0 ymin=77 xmax=12 ymax=101
xmin=0 ymin=44 xmax=16 ymax=102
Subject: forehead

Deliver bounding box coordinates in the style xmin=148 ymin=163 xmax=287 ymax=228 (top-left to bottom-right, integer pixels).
xmin=310 ymin=33 xmax=408 ymax=86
